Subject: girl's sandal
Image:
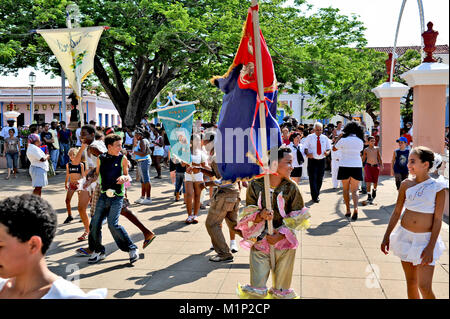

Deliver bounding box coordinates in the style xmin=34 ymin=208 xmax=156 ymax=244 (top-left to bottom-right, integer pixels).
xmin=77 ymin=232 xmax=89 ymax=241
xmin=143 ymin=235 xmax=157 ymax=249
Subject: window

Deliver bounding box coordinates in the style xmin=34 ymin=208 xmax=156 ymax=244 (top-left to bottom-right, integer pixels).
xmin=105 ymin=114 xmax=109 ymax=127
xmin=53 ymin=113 xmax=60 ymax=121
xmin=98 ymin=113 xmax=102 ymax=127
xmin=111 ymin=115 xmax=115 ymax=126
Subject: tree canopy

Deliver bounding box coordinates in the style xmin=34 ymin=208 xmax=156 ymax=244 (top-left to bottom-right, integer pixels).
xmin=1 ymin=0 xmax=369 ymax=126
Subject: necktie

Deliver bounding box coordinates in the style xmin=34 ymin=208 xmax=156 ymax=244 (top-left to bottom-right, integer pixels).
xmin=317 ymin=136 xmax=322 ymax=155
xmin=296 ymin=145 xmax=304 ymax=165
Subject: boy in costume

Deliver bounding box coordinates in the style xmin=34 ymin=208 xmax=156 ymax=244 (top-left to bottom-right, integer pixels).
xmin=236 ymin=146 xmax=310 ymax=299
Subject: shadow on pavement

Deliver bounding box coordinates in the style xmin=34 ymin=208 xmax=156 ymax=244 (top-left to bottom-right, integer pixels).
xmin=112 ymin=250 xmax=240 ymax=298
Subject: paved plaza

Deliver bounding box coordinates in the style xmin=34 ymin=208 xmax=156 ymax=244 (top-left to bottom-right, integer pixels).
xmin=0 ymin=168 xmax=448 ymax=299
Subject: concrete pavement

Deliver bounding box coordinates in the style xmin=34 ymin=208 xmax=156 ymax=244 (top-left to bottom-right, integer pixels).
xmin=0 ymin=167 xmax=448 ymax=299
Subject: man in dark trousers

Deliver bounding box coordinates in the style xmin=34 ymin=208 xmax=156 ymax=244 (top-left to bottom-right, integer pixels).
xmin=303 ymin=122 xmax=331 ymax=203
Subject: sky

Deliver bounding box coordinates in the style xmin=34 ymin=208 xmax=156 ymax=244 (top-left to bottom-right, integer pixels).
xmin=291 ymin=0 xmax=449 ymax=47
xmin=1 ymin=0 xmax=448 ymax=87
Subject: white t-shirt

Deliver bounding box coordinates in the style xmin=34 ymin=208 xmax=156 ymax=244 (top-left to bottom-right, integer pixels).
xmin=303 ymin=133 xmax=331 ymax=160
xmin=1 ymin=126 xmax=18 ymax=139
xmin=26 ymin=143 xmax=49 ymax=171
xmin=0 ymin=277 xmax=106 ymax=299
xmin=75 ymin=128 xmax=82 ymax=147
xmin=335 ymin=135 xmax=364 ymax=167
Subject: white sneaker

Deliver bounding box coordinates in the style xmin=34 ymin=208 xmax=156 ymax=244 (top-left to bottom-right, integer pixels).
xmin=129 ymin=248 xmax=139 ymax=263
xmin=88 ymin=251 xmax=106 ymax=264
xmin=230 ymin=240 xmax=239 ymax=253
xmin=142 ymin=198 xmax=152 ymax=205
xmin=135 ymin=197 xmax=145 ymax=204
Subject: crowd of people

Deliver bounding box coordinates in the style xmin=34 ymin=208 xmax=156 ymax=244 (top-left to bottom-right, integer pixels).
xmin=0 ymin=115 xmax=448 ymax=300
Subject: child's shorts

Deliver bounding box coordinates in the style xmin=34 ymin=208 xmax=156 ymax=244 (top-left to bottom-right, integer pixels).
xmin=364 ymin=164 xmax=380 ymax=183
xmin=390 ymin=225 xmax=446 ymax=266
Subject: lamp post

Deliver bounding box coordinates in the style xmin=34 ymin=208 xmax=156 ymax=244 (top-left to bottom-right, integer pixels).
xmin=29 ymin=71 xmax=36 ymax=124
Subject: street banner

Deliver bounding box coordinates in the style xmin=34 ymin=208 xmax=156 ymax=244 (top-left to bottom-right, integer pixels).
xmin=150 ymin=94 xmax=198 ymax=164
xmin=36 ymin=26 xmax=105 ymax=99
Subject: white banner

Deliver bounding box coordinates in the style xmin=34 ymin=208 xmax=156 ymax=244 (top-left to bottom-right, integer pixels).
xmin=37 ymin=26 xmax=105 ymax=98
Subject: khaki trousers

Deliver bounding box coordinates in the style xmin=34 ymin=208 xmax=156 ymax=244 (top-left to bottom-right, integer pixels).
xmin=250 ymin=247 xmax=296 ymax=290
xmin=206 ymin=188 xmax=241 ymax=258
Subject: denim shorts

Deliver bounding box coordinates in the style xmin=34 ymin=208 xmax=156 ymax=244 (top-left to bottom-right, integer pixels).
xmin=6 ymin=152 xmax=19 ymax=169
xmin=137 ymin=158 xmax=151 ymax=183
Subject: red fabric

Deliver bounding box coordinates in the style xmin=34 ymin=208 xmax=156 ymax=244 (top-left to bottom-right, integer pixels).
xmin=233 ymin=7 xmax=276 ymax=93
xmin=283 ymin=138 xmax=290 ymax=145
xmin=317 ymin=136 xmax=322 ymax=155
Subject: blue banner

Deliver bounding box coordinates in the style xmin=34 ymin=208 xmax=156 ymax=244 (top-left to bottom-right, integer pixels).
xmin=156 ymin=99 xmax=196 ymax=164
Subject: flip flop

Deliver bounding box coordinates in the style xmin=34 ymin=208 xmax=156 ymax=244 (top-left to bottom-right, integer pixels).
xmin=143 ymin=235 xmax=156 ymax=249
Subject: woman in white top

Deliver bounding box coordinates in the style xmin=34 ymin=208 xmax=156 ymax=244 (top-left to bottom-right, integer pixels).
xmin=184 ymin=134 xmax=207 ymax=224
xmin=381 ymin=147 xmax=446 ymax=299
xmin=26 ymin=134 xmax=50 ymax=197
xmin=288 ymin=132 xmax=305 ymax=184
xmin=333 ymin=121 xmax=364 ymax=220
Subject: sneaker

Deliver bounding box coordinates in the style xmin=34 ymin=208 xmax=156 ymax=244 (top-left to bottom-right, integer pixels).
xmin=129 ymin=248 xmax=139 ymax=263
xmin=142 ymin=198 xmax=152 ymax=205
xmin=230 ymin=240 xmax=239 ymax=253
xmin=134 ymin=197 xmax=145 ymax=204
xmin=63 ymin=216 xmax=74 ymax=224
xmin=191 ymin=215 xmax=199 ymax=224
xmin=372 ymin=189 xmax=377 ymax=199
xmin=88 ymin=251 xmax=106 ymax=264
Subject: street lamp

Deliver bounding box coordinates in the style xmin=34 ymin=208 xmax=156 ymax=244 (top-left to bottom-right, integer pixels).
xmin=29 ymin=71 xmax=36 ymax=124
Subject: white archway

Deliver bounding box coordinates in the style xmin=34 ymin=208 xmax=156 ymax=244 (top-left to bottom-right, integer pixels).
xmin=390 ymin=0 xmax=426 ymax=83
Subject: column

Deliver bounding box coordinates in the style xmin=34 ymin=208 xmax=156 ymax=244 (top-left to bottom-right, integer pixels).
xmin=372 ymin=82 xmax=410 ymax=175
xmin=401 ymin=63 xmax=449 ymax=154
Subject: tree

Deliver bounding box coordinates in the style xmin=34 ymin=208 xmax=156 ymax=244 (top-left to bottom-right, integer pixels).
xmin=304 ymin=47 xmax=387 ymax=123
xmin=1 ymin=0 xmax=367 ymax=127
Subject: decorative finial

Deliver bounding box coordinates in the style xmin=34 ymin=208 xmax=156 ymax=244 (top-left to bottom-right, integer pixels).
xmin=422 ymin=21 xmax=439 ymax=63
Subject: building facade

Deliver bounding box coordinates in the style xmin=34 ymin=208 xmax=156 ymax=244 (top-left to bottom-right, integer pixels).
xmin=0 ymin=86 xmax=121 ymax=128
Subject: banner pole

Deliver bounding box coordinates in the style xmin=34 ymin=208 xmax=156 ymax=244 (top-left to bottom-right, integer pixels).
xmin=251 ymin=0 xmax=276 ymax=270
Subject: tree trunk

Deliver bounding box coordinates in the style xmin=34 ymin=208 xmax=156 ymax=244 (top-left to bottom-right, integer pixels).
xmin=210 ymin=104 xmax=220 ymax=123
xmin=94 ymin=55 xmax=179 ymax=129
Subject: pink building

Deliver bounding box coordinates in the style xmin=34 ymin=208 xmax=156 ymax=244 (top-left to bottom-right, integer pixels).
xmin=0 ymin=86 xmax=122 ymax=128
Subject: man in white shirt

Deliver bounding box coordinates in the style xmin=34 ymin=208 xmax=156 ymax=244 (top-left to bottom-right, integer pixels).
xmin=1 ymin=119 xmax=18 ymax=139
xmin=48 ymin=120 xmax=60 ymax=171
xmin=303 ymin=122 xmax=331 ymax=202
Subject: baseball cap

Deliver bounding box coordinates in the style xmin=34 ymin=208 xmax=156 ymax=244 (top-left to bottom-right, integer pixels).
xmin=396 ymin=137 xmax=408 ymax=143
